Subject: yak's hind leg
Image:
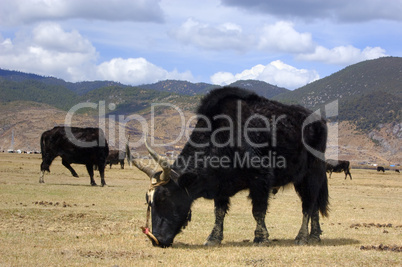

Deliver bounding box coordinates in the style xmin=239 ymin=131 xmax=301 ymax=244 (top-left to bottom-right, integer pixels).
xmin=309 ymin=210 xmax=322 ymax=242
xmin=295 ymin=210 xmax=322 ymax=245
xmin=204 ymin=198 xmax=229 ymax=246
xmin=62 ymin=159 xmax=79 ymax=177
xmin=345 ymin=169 xmax=352 ymax=180
xmin=40 ymin=154 xmax=56 ymax=183
xmin=295 ymin=212 xmax=310 ymax=245
xmin=294 ymin=164 xmax=329 ymax=245
xmin=86 ymin=164 xmax=97 ymax=186
xmin=249 ymin=176 xmax=270 ymax=244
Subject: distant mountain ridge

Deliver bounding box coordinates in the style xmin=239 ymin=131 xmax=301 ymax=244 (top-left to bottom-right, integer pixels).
xmin=140 ymin=79 xmax=290 ymax=98
xmin=273 ymin=57 xmax=402 ymax=131
xmin=0 ymin=69 xmax=291 ymax=114
xmin=140 ymin=80 xmax=218 ymax=95
xmin=1 ymin=57 xmax=401 ymax=163
xmin=228 ymin=80 xmax=289 ymax=98
xmin=273 ymin=57 xmax=402 ymax=107
xmin=0 ymin=69 xmax=126 ymax=95
xmin=1 ymin=57 xmax=401 ymax=131
xmin=0 ymin=68 xmax=289 ymax=98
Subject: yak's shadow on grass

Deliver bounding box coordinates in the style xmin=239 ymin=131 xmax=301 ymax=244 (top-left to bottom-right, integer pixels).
xmin=173 ymin=238 xmax=360 ymax=249
xmin=42 ymin=183 xmax=122 ymax=188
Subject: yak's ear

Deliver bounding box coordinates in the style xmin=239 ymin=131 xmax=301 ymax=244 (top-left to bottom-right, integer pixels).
xmin=178 ymin=172 xmax=198 ymax=189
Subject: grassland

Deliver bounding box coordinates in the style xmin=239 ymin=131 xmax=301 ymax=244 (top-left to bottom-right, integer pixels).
xmin=0 ymin=153 xmax=401 ymax=266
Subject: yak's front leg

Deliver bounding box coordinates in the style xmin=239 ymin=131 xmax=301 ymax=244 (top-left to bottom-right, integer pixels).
xmin=62 ymin=159 xmax=79 ymax=177
xmin=251 ymin=197 xmax=269 ymax=244
xmin=204 ymin=198 xmax=229 ymax=246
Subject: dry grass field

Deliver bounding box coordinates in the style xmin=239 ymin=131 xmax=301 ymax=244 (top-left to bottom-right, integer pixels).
xmin=0 ymin=153 xmax=401 ymax=266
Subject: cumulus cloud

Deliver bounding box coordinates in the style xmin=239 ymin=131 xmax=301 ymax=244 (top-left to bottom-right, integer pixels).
xmin=171 ymin=19 xmax=317 ymax=54
xmin=96 ymin=58 xmax=193 ymax=85
xmin=32 ymin=23 xmax=95 ymax=54
xmin=170 ymin=17 xmax=389 ymax=69
xmin=211 ymin=60 xmax=319 ymax=89
xmin=0 ymin=0 xmax=164 ymax=25
xmin=297 ymin=45 xmax=388 ymax=65
xmin=0 ymin=23 xmax=193 ymax=84
xmin=0 ymin=23 xmax=97 ymax=81
xmin=221 ymin=0 xmax=402 ymax=22
xmin=258 ymin=21 xmax=314 ymax=53
xmin=170 ymin=18 xmax=254 ymax=51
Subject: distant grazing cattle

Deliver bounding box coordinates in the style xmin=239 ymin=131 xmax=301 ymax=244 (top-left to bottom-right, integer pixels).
xmin=40 ymin=126 xmax=109 ymax=186
xmin=377 ymin=166 xmax=385 ymax=172
xmin=395 ymin=169 xmax=400 ymax=173
xmin=326 ymin=159 xmax=352 ymax=180
xmin=131 ymin=87 xmax=329 ymax=247
xmin=106 ymin=150 xmax=126 ymax=169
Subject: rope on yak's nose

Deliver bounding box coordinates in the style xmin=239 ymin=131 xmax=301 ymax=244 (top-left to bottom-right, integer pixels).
xmin=141 ymin=204 xmax=159 ymax=245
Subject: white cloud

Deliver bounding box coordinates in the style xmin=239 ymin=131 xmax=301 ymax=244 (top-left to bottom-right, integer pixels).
xmin=96 ymin=58 xmax=193 ymax=85
xmin=0 ymin=0 xmax=164 ymax=25
xmin=170 ymin=18 xmax=254 ymax=51
xmin=0 ymin=23 xmax=193 ymax=84
xmin=297 ymin=45 xmax=388 ymax=65
xmin=0 ymin=23 xmax=97 ymax=81
xmin=258 ymin=21 xmax=314 ymax=53
xmin=211 ymin=60 xmax=319 ymax=89
xmin=171 ymin=19 xmax=317 ymax=54
xmin=32 ymin=23 xmax=95 ymax=53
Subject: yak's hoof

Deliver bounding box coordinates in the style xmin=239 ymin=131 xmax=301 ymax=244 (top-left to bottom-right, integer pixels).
xmin=73 ymin=174 xmax=79 ymax=178
xmin=295 ymin=236 xmax=308 ymax=245
xmin=101 ymin=183 xmax=106 ymax=187
xmin=91 ymin=183 xmax=97 ymax=186
xmin=204 ymin=239 xmax=221 ymax=246
xmin=308 ymin=234 xmax=321 ymax=243
xmin=253 ymin=236 xmax=270 ymax=245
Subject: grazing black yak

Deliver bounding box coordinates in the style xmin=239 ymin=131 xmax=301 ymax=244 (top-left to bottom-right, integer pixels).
xmin=106 ymin=150 xmax=126 ymax=169
xmin=133 ymin=87 xmax=329 ymax=247
xmin=326 ymin=159 xmax=352 ymax=179
xmin=377 ymin=166 xmax=385 ymax=172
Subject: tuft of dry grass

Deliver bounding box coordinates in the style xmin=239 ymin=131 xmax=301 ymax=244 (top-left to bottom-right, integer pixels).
xmin=0 ymin=153 xmax=401 ymax=266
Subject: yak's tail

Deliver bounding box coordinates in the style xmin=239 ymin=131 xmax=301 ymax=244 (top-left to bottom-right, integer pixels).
xmin=317 ymin=172 xmax=330 ymax=217
xmin=40 ymin=133 xmax=46 ymax=156
xmin=125 ymin=141 xmax=132 ymax=167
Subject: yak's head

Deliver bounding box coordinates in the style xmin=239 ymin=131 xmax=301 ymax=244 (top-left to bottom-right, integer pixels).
xmin=131 ymin=141 xmax=193 ymax=248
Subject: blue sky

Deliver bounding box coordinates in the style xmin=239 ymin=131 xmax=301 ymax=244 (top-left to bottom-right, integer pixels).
xmin=0 ymin=0 xmax=401 ymax=89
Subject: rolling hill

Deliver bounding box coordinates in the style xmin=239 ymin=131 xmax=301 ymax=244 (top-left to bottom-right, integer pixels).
xmin=140 ymin=79 xmax=290 ymax=98
xmin=140 ymin=80 xmax=217 ymax=95
xmin=0 ymin=69 xmax=126 ymax=95
xmin=274 ymin=57 xmax=402 ymax=131
xmin=0 ymin=57 xmax=401 ymax=164
xmin=273 ymin=56 xmax=402 ymax=106
xmin=228 ymin=80 xmax=289 ymax=98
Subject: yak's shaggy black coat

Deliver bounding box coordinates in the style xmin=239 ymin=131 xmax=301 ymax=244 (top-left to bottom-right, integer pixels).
xmin=106 ymin=150 xmax=126 ymax=169
xmin=326 ymin=159 xmax=352 ymax=179
xmin=147 ymin=87 xmax=329 ymax=247
xmin=40 ymin=126 xmax=109 ymax=186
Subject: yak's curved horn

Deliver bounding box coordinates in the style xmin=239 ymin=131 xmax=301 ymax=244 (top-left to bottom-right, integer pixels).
xmin=144 ymin=138 xmax=171 ymax=173
xmin=132 ymin=159 xmax=156 ymax=178
xmin=126 ymin=139 xmax=156 ymax=178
